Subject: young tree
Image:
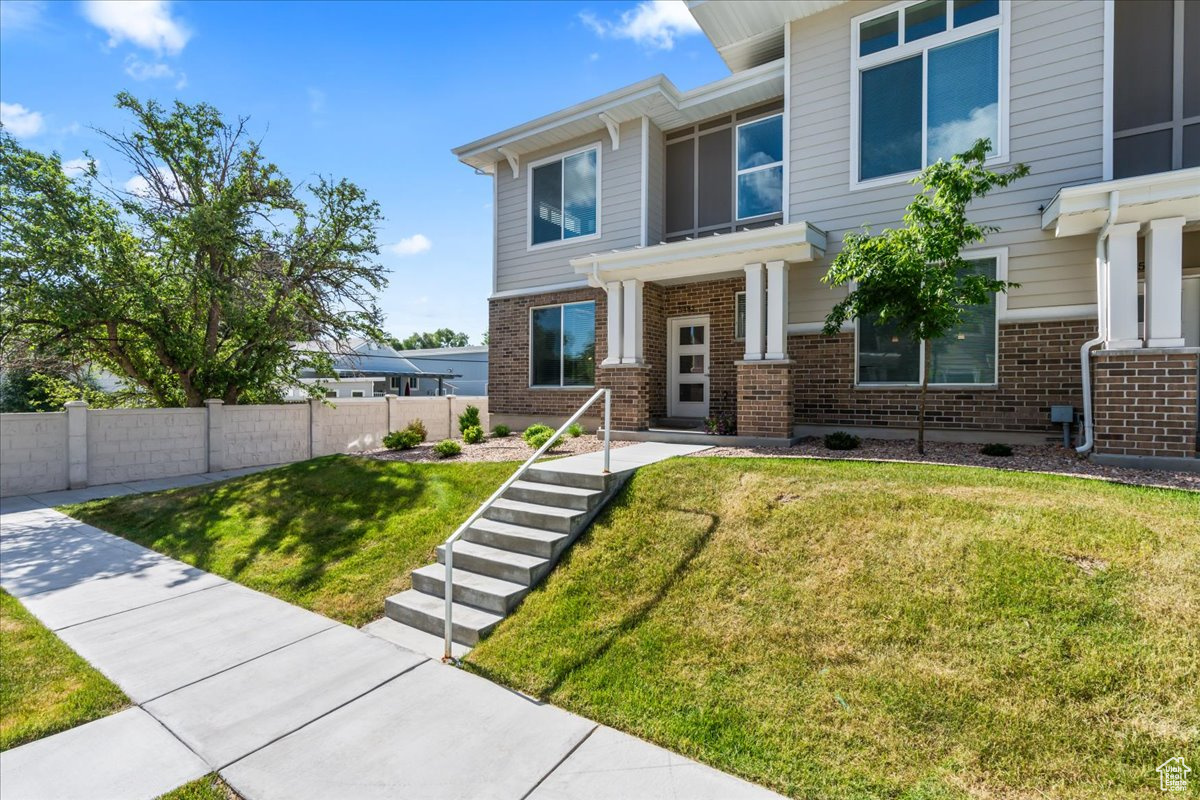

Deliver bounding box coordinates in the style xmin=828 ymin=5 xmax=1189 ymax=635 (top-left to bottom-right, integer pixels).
xmin=822 ymin=139 xmax=1029 ymax=454
xmin=0 ymin=93 xmax=387 ymax=407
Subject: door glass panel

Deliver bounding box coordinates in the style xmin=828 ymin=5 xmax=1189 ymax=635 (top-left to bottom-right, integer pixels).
xmin=679 ymin=355 xmax=705 ymax=374
xmin=678 ymin=325 xmax=705 ymax=345
xmin=678 ymin=384 xmax=704 ymax=403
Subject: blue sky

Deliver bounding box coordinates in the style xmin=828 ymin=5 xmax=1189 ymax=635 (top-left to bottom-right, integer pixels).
xmin=0 ymin=0 xmax=728 ymax=343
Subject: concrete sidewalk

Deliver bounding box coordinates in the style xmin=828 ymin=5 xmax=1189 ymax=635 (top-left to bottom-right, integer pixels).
xmin=0 ymin=462 xmax=781 ymax=800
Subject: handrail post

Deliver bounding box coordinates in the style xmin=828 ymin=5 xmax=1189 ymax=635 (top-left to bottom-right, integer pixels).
xmin=603 ymin=388 xmax=611 ymax=474
xmin=443 ymin=543 xmax=453 ymax=661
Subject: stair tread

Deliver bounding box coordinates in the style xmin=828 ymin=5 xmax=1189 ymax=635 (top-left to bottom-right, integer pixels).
xmin=411 ymin=564 xmax=527 ymax=598
xmin=438 ymin=539 xmax=549 ymax=569
xmin=468 ymin=517 xmax=568 ymax=544
xmin=489 ymin=497 xmax=583 ymax=519
xmin=508 ymin=480 xmax=602 ymax=499
xmin=387 ymin=589 xmax=503 ymax=628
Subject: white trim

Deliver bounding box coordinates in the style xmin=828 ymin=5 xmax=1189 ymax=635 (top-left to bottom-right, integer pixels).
xmin=489 ymin=278 xmax=591 ymax=301
xmin=734 ymin=112 xmax=785 ymax=221
xmin=528 ymin=300 xmax=598 ymax=389
xmin=788 ymin=321 xmax=854 ymax=335
xmin=639 ymin=116 xmax=649 ymax=247
xmin=598 ymin=112 xmax=620 ymax=150
xmin=491 ymin=167 xmax=499 ymax=297
xmin=1000 ymin=304 xmax=1098 ymax=322
xmin=848 ymin=0 xmax=1010 ymax=191
xmin=1101 ymin=0 xmax=1114 ymax=181
xmin=526 ymin=142 xmax=602 ymax=252
xmin=497 ymin=146 xmax=520 ymax=179
xmin=853 ymin=248 xmax=1008 ymax=387
xmin=782 ymin=20 xmax=792 ymax=225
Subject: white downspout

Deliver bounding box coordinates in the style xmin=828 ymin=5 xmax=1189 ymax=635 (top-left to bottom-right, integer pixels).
xmin=1076 ymin=190 xmax=1119 ymax=454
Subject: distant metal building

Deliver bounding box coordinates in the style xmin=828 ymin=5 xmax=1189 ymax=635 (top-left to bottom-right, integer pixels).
xmin=394 ymin=345 xmax=488 ymax=396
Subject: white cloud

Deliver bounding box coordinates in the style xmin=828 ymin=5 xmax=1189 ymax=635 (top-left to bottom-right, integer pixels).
xmin=123 ymin=168 xmax=184 ymax=201
xmin=387 ymin=234 xmax=432 ymax=257
xmin=928 ymin=103 xmax=998 ymax=163
xmin=82 ymin=0 xmax=190 ymax=55
xmin=124 ymin=54 xmax=174 ymax=80
xmin=0 ymin=1 xmax=46 ymax=33
xmin=62 ymin=157 xmax=99 ymax=178
xmin=0 ymin=102 xmax=44 ymax=137
xmin=123 ymin=174 xmax=151 ymax=196
xmin=580 ymin=0 xmax=700 ymax=51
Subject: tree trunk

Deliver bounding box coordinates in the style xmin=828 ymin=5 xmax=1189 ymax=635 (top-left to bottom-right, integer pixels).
xmin=918 ymin=340 xmax=929 ymax=456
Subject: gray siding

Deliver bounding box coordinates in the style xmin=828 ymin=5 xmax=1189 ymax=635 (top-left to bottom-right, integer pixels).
xmin=646 ymin=118 xmax=665 ymax=245
xmin=495 ymin=120 xmax=643 ymax=294
xmin=787 ymin=0 xmax=1106 ymax=324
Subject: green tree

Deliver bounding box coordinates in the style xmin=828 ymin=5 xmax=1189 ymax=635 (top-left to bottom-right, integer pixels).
xmin=0 ymin=93 xmax=387 ymax=407
xmin=390 ymin=328 xmax=470 ymax=350
xmin=822 ymin=139 xmax=1029 ymax=454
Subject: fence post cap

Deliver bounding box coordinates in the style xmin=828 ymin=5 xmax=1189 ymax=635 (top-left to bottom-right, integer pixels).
xmin=64 ymin=400 xmax=89 ymax=408
xmin=203 ymin=398 xmax=224 ymax=407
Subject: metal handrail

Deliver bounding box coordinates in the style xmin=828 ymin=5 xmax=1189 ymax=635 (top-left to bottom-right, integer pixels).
xmin=441 ymin=388 xmax=611 ymax=661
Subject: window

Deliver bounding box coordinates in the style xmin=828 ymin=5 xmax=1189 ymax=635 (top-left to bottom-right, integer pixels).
xmin=530 ymin=301 xmax=596 ymax=387
xmin=351 ymin=390 xmax=365 ymax=397
xmin=407 ymin=376 xmax=419 ymax=391
xmin=734 ymin=290 xmax=769 ymax=340
xmin=735 ymin=114 xmax=784 ymax=219
xmin=856 ymin=256 xmax=1000 ymax=385
xmin=529 ymin=146 xmax=599 ymax=247
xmin=1112 ymin=0 xmax=1200 ymax=178
xmin=853 ymin=0 xmax=1005 ymax=185
xmin=325 ymin=390 xmax=338 ymax=398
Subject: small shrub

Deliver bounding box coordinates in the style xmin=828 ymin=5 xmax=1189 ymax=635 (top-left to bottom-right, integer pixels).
xmin=704 ymin=412 xmax=736 ymax=436
xmin=405 ymin=418 xmax=427 ymax=442
xmin=522 ymin=424 xmax=553 ymax=447
xmin=980 ymin=442 xmax=1013 ymax=457
xmin=566 ymin=422 xmax=584 ymax=438
xmin=463 ymin=425 xmax=485 ymax=445
xmin=824 ymin=431 xmax=861 ymax=451
xmin=433 ymin=439 xmax=462 ymax=458
xmin=383 ymin=429 xmax=421 ymax=450
xmin=492 ymin=424 xmax=511 ymax=438
xmin=457 ymin=405 xmax=481 ymax=434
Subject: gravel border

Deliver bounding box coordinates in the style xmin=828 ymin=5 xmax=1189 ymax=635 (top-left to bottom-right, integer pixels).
xmin=695 ymin=438 xmax=1199 ymax=492
xmin=360 ymin=435 xmax=635 ymax=464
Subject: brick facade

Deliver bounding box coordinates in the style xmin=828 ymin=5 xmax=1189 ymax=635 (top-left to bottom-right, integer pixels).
xmin=737 ymin=361 xmax=794 ymax=438
xmin=788 ymin=320 xmax=1095 ymax=437
xmin=660 ymin=277 xmax=743 ymax=419
xmin=1092 ymin=349 xmax=1199 ymax=458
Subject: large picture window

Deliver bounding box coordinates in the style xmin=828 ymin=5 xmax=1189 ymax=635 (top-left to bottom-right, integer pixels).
xmin=531 ymin=301 xmax=596 ymax=387
xmin=856 ymin=256 xmax=1000 ymax=385
xmin=529 ymin=146 xmax=599 ymax=247
xmin=853 ymin=0 xmax=1005 ymax=185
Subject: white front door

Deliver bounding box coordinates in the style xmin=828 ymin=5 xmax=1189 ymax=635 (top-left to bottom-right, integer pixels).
xmin=668 ymin=315 xmax=710 ymax=418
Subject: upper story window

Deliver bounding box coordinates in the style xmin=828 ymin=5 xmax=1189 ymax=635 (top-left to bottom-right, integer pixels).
xmin=1113 ymin=0 xmax=1200 ymax=178
xmin=852 ymin=0 xmax=1006 ymax=187
xmin=529 ymin=145 xmax=599 ymax=248
xmin=664 ymin=101 xmax=783 ymax=242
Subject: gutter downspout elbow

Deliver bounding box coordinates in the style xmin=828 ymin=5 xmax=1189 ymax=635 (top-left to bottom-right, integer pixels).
xmin=1076 ymin=190 xmax=1119 ymax=454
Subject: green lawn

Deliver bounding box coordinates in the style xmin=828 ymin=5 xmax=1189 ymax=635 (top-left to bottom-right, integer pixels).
xmin=0 ymin=590 xmax=129 ymax=750
xmin=465 ymin=458 xmax=1200 ymax=800
xmin=157 ymin=774 xmax=240 ymax=800
xmin=65 ymin=455 xmax=516 ymax=627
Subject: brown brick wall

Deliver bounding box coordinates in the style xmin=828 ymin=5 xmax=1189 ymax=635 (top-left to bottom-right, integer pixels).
xmin=788 ymin=320 xmax=1095 ymax=436
xmin=1092 ymin=350 xmax=1199 ymax=458
xmin=737 ymin=361 xmax=794 ymax=438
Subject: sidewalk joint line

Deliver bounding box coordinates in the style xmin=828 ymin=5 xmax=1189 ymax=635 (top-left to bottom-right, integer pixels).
xmin=50 ymin=580 xmax=229 ymax=632
xmin=517 ymin=723 xmax=600 ymax=800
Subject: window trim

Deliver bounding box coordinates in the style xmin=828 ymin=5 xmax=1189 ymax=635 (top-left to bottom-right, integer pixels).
xmin=848 ymin=0 xmax=1011 ymax=192
xmin=853 ymin=247 xmax=1007 ymax=388
xmin=528 ymin=300 xmax=597 ymax=389
xmin=734 ymin=112 xmax=785 ymax=222
xmin=526 ymin=142 xmax=603 ymax=252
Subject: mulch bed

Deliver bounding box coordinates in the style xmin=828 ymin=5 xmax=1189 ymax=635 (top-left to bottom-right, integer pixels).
xmin=360 ymin=435 xmax=634 ymax=464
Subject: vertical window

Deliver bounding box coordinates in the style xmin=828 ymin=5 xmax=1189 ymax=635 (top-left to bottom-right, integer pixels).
xmin=530 ymin=147 xmax=598 ymax=246
xmin=854 ymin=0 xmax=1004 ymax=184
xmin=734 ymin=290 xmax=769 ymax=340
xmin=531 ymin=302 xmax=596 ymax=387
xmin=857 ymin=256 xmax=999 ymax=385
xmin=735 ymin=114 xmax=784 ymax=219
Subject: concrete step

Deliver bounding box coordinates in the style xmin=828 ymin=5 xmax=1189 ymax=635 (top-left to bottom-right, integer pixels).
xmin=464 ymin=518 xmax=569 ymax=559
xmin=384 ymin=589 xmax=502 ymax=646
xmin=436 ymin=540 xmax=550 ymax=585
xmin=524 ymin=465 xmax=610 ymax=492
xmin=484 ymin=498 xmax=583 ymax=534
xmin=504 ymin=480 xmax=603 ymax=511
xmin=362 ymin=617 xmax=471 ymax=660
xmin=410 ymin=564 xmax=529 ymax=615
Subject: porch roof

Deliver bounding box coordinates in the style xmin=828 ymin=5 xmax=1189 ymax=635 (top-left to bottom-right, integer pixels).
xmin=569 ymin=220 xmax=826 ymax=286
xmin=1040 ymin=167 xmax=1200 ymax=237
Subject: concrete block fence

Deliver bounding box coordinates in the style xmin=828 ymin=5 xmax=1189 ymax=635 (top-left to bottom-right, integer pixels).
xmin=0 ymin=396 xmax=488 ymax=497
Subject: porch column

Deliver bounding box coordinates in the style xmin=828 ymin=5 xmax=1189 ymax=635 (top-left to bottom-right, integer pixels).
xmin=602 ymin=281 xmax=623 ymax=365
xmin=1105 ymin=222 xmax=1141 ymax=349
xmin=621 ymin=279 xmax=644 ymax=364
xmin=743 ymin=263 xmax=764 ymax=360
xmin=765 ymin=260 xmax=790 ymax=360
xmin=1144 ymin=217 xmax=1186 ymax=348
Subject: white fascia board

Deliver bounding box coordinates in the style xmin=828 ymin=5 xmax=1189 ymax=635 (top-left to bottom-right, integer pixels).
xmin=1041 ymin=167 xmax=1200 ymax=236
